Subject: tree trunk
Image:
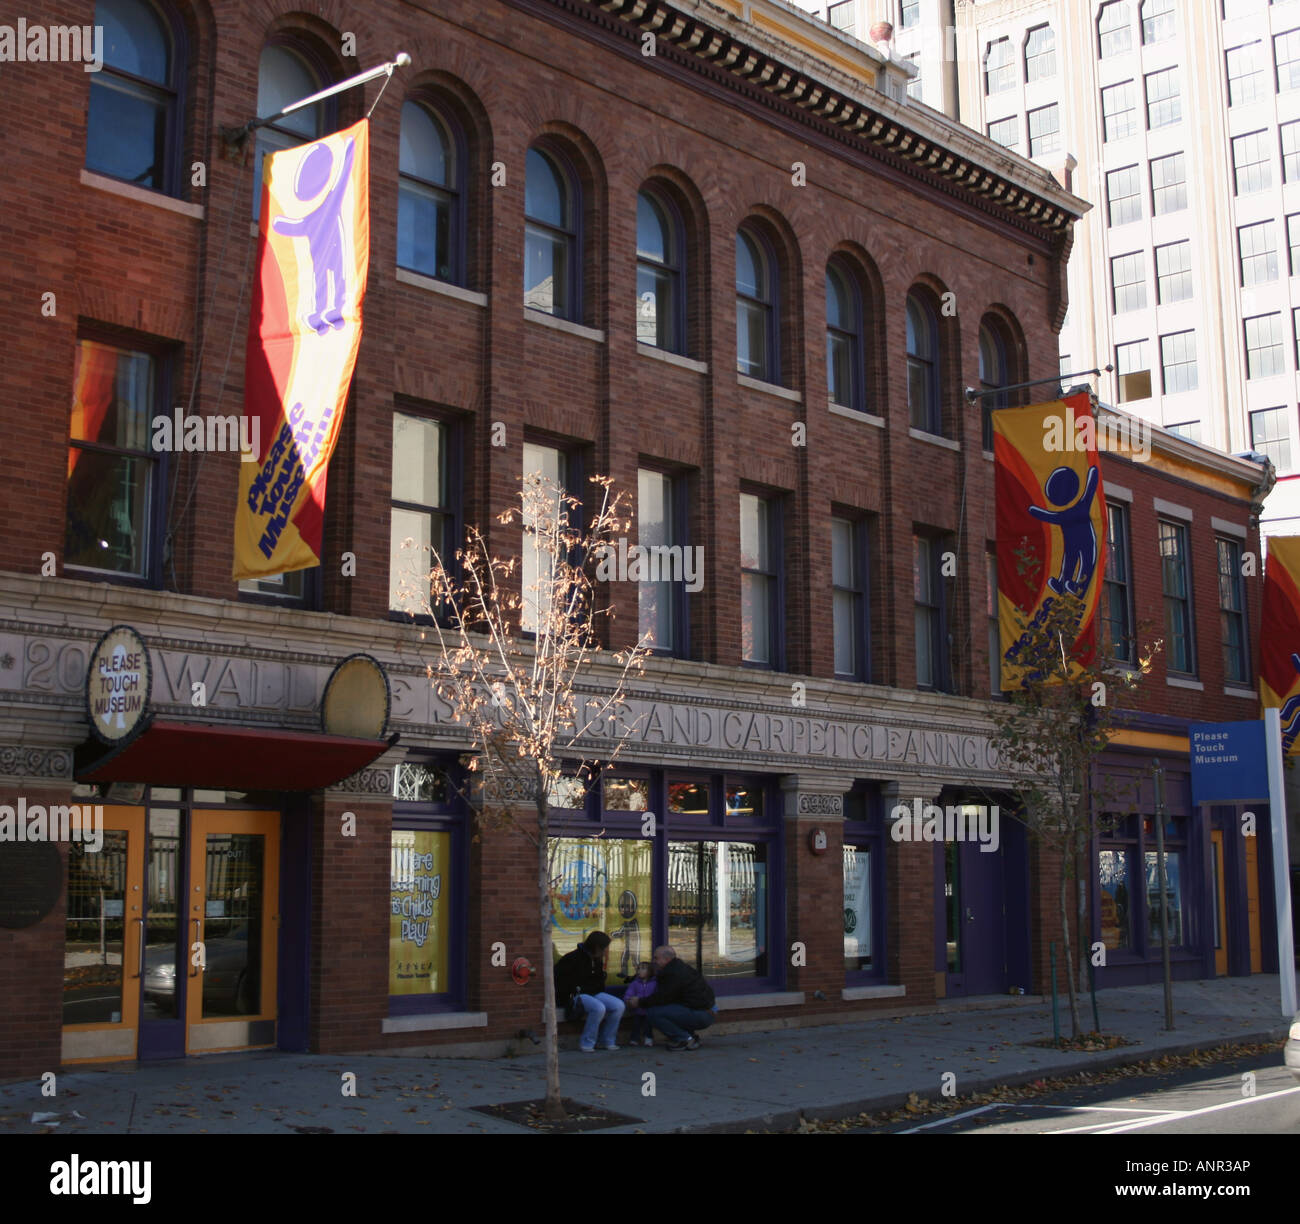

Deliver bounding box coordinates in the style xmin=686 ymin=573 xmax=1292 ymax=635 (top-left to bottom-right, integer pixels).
xmin=1058 ymin=869 xmax=1082 ymax=1039
xmin=538 ymin=795 xmax=565 ymax=1120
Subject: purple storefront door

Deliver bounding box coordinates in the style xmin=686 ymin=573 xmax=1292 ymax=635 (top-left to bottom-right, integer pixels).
xmin=940 ymin=839 xmax=1007 ymax=997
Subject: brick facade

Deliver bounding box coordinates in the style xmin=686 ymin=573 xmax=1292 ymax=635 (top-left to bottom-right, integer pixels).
xmin=0 ymin=0 xmax=1273 ymax=1077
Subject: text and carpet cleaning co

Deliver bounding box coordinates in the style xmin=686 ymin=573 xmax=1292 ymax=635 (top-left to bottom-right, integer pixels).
xmin=993 ymin=391 xmax=1107 ymax=688
xmin=234 ymin=118 xmax=370 ymax=580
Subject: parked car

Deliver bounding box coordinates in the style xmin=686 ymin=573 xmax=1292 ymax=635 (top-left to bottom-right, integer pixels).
xmin=1287 ymin=1010 xmax=1300 ymax=1084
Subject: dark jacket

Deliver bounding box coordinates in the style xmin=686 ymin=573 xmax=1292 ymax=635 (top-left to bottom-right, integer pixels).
xmin=554 ymin=942 xmax=608 ymax=1001
xmin=641 ymin=956 xmax=715 ymax=1011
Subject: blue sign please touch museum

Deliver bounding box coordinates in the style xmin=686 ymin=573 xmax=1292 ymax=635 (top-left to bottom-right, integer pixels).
xmin=1188 ymin=721 xmax=1268 ymax=805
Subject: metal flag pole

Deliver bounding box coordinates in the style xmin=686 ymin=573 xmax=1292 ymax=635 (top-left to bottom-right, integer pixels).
xmin=964 ymin=366 xmax=1113 ymax=404
xmin=222 ymin=52 xmax=411 ymax=147
xmin=1264 ymin=707 xmax=1298 ymax=1019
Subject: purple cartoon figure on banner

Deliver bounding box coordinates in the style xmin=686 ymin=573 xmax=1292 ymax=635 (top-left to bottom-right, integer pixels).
xmin=1028 ymin=464 xmax=1101 ymax=596
xmin=272 ymin=139 xmax=356 ymax=335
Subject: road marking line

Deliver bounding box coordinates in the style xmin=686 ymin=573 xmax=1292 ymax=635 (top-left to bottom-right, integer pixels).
xmin=1015 ymin=1104 xmax=1172 ymax=1114
xmin=1050 ymin=1117 xmax=1165 ymax=1134
xmin=1092 ymin=1086 xmax=1300 ymax=1134
xmin=899 ymin=1103 xmax=1001 ymax=1132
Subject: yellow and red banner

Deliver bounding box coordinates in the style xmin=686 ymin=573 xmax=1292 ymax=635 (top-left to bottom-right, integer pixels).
xmin=994 ymin=392 xmax=1107 ymax=686
xmin=1259 ymin=536 xmax=1300 ymax=753
xmin=233 ymin=118 xmax=370 ymax=579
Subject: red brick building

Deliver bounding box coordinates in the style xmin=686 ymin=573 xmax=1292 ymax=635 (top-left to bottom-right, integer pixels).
xmin=0 ymin=0 xmax=1278 ymax=1079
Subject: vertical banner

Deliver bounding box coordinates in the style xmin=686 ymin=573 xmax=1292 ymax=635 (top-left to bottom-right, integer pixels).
xmin=233 ymin=118 xmax=370 ymax=580
xmin=389 ymin=830 xmax=451 ymax=995
xmin=1259 ymin=536 xmax=1300 ymax=753
xmin=994 ymin=391 xmax=1107 ymax=686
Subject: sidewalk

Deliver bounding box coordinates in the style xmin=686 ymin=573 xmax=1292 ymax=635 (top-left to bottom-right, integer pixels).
xmin=3 ymin=975 xmax=1293 ymax=1134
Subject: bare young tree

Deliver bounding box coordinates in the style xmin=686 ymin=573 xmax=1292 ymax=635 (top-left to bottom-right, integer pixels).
xmin=990 ymin=552 xmax=1159 ymax=1040
xmin=404 ymin=471 xmax=651 ymax=1120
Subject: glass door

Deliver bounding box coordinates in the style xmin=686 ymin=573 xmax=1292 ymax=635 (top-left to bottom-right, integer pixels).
xmin=185 ymin=810 xmax=280 ymax=1053
xmin=62 ymin=807 xmax=144 ymax=1063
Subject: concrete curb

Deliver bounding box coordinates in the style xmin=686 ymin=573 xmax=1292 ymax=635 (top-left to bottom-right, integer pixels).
xmin=657 ymin=1026 xmax=1293 ymax=1134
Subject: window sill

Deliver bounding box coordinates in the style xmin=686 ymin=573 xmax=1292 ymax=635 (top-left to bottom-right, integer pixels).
xmin=637 ymin=342 xmax=707 ymax=374
xmin=828 ymin=402 xmax=885 ymax=427
xmin=842 ymin=984 xmax=906 ymax=1001
xmin=81 ymin=169 xmax=204 ymax=220
xmin=396 ymin=266 xmax=487 ymax=307
xmin=715 ymin=991 xmax=804 ymax=1011
xmin=982 ymin=449 xmax=995 ymax=462
xmin=1224 ymin=684 xmax=1256 ymax=698
xmin=524 ymin=308 xmax=604 ymax=343
xmin=738 ymin=373 xmax=801 ymax=403
xmin=381 ymin=1011 xmax=488 ymax=1034
xmin=909 ymin=427 xmax=960 ymax=451
xmin=1166 ymin=676 xmax=1204 ymax=691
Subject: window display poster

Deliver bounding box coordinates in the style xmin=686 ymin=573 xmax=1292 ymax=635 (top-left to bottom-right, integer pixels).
xmin=389 ymin=831 xmax=451 ymax=995
xmin=549 ymin=838 xmax=653 ymax=980
xmin=843 ymin=845 xmax=871 ymax=965
xmin=1098 ymin=848 xmax=1131 ymax=950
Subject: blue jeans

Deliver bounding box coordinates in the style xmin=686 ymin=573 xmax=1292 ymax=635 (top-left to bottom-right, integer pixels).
xmin=575 ymin=992 xmax=625 ymax=1049
xmin=646 ymin=1004 xmax=715 ymax=1043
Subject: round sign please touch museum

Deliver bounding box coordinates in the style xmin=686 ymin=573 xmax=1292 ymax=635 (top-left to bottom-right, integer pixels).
xmin=86 ymin=624 xmax=151 ymax=745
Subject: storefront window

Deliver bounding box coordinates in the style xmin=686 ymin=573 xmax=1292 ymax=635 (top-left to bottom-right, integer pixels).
xmin=603 ymin=776 xmax=651 ymax=811
xmin=549 ymin=837 xmax=654 ymax=979
xmin=389 ymin=830 xmax=452 ymax=996
xmin=667 ymin=840 xmax=768 ymax=979
xmin=725 ymin=783 xmax=764 ymax=820
xmin=668 ymin=779 xmax=710 ymax=815
xmin=391 ymin=758 xmax=464 ymax=1010
xmin=1144 ymin=849 xmax=1184 ymax=946
xmin=1098 ymin=848 xmax=1133 ymax=951
xmin=548 ymin=773 xmax=591 ymax=811
xmin=842 ymin=844 xmax=872 ymax=971
xmin=393 ymin=762 xmax=450 ymax=804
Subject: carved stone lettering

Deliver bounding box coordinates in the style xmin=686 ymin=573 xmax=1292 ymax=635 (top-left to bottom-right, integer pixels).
xmin=797 ymin=793 xmax=843 ymax=816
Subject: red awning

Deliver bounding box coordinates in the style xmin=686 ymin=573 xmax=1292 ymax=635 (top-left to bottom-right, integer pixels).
xmin=75 ymin=721 xmax=397 ymax=790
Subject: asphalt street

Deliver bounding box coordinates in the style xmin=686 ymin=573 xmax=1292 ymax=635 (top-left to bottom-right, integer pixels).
xmin=870 ymin=1055 xmax=1300 ymax=1135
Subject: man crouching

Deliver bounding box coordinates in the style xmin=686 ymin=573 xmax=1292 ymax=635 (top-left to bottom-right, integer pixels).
xmin=625 ymin=945 xmax=717 ymax=1051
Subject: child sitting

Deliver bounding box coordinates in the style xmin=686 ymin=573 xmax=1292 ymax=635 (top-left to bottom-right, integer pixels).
xmin=622 ymin=961 xmax=657 ymax=1046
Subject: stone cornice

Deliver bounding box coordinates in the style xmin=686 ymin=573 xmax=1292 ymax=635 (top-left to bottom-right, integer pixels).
xmin=510 ymin=0 xmax=1086 ymax=242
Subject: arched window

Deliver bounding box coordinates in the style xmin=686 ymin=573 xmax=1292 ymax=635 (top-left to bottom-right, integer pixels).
xmin=87 ymin=0 xmax=181 ymax=193
xmin=1024 ymin=24 xmax=1056 ymax=82
xmin=984 ymin=37 xmax=1015 ymax=95
xmin=826 ymin=262 xmax=862 ymax=410
xmin=906 ymin=293 xmax=940 ymax=434
xmin=399 ymin=101 xmax=459 ymax=283
xmin=636 ymin=190 xmax=683 ymax=353
xmin=1097 ymin=2 xmax=1132 ymax=59
xmin=979 ymin=322 xmax=1010 ymax=452
xmin=524 ymin=147 xmax=578 ymax=319
xmin=254 ymin=43 xmax=328 ymax=219
xmin=737 ymin=227 xmax=776 ymax=382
